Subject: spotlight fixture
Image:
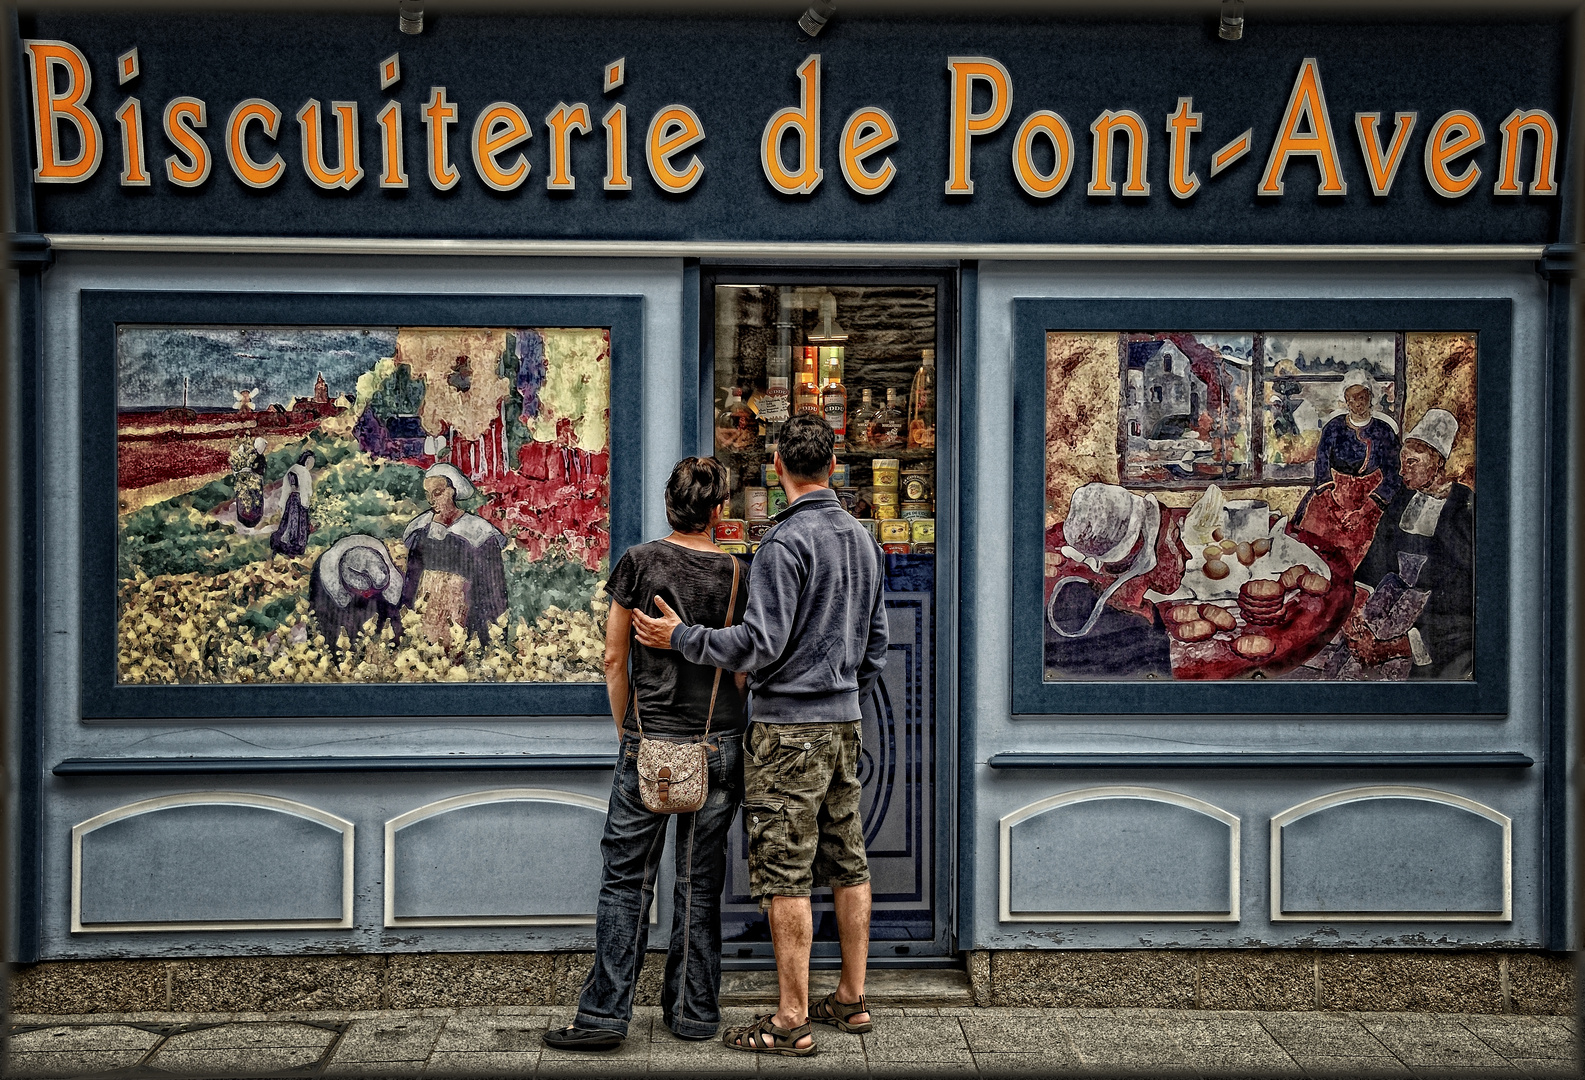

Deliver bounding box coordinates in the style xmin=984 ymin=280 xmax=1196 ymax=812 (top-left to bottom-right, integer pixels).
xmin=1219 ymin=0 xmax=1245 ymax=41
xmin=399 ymin=0 xmax=423 ymax=35
xmin=799 ymin=0 xmax=836 ymax=38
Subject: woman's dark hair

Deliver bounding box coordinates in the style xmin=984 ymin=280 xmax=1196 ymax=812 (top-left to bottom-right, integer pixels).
xmin=777 ymin=414 xmax=835 ymax=482
xmin=665 ymin=456 xmax=730 ymax=533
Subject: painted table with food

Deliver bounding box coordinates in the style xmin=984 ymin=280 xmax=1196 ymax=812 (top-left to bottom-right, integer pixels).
xmin=1146 ymin=489 xmax=1355 ymax=679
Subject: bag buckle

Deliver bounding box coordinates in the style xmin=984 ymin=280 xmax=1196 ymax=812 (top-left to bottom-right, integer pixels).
xmin=657 ymin=765 xmax=671 ymax=802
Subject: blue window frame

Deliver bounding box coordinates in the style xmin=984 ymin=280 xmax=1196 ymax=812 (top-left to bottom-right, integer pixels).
xmin=1010 ymin=297 xmax=1512 ymax=717
xmin=80 ymin=290 xmax=644 ymax=719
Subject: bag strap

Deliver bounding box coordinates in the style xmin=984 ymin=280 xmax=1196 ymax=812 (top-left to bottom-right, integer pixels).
xmin=629 ymin=553 xmax=742 ymax=740
xmin=702 ymin=555 xmax=741 ymax=739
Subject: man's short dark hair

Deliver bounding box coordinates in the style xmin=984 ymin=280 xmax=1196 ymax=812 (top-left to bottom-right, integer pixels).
xmin=665 ymin=456 xmax=730 ymax=533
xmin=778 ymin=415 xmax=835 ymax=482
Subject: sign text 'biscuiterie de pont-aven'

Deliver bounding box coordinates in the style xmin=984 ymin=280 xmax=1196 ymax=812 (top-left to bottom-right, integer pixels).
xmin=22 ymin=42 xmax=1562 ymax=202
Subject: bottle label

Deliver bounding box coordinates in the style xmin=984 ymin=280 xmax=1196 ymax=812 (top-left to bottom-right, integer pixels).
xmin=761 ymin=378 xmax=790 ymax=423
xmin=823 ymin=399 xmax=846 ymax=433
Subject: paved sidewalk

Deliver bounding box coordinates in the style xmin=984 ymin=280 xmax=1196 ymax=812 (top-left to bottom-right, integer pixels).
xmin=4 ymin=1006 xmax=1578 ymax=1078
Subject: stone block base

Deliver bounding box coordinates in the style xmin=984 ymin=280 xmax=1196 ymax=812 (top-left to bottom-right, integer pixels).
xmin=967 ymin=950 xmax=1576 ymax=1015
xmin=9 ymin=949 xmax=1575 ymax=1016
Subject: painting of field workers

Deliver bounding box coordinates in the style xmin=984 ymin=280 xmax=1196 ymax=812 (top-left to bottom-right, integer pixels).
xmin=1044 ymin=330 xmax=1476 ymax=683
xmin=116 ymin=325 xmax=612 ymax=685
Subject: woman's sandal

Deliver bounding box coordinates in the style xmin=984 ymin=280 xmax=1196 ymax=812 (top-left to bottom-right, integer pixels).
xmin=809 ymin=991 xmax=874 ymax=1034
xmin=541 ymin=1024 xmax=624 ymax=1051
xmin=721 ymin=1013 xmax=816 ymax=1056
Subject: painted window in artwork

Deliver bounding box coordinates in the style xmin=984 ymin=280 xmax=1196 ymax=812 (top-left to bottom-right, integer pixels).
xmin=1046 ymin=329 xmax=1475 ymax=684
xmin=115 ymin=325 xmax=611 ymax=685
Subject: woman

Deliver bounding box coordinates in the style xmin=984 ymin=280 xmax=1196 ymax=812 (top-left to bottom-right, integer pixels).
xmin=268 ymin=449 xmax=316 ymax=558
xmin=1294 ymin=371 xmax=1401 ymax=566
xmin=399 ymin=463 xmax=509 ymax=646
xmin=546 ymin=457 xmax=750 ymax=1051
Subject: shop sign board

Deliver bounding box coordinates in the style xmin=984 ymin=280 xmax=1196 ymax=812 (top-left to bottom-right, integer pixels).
xmin=14 ymin=13 xmax=1571 ymax=245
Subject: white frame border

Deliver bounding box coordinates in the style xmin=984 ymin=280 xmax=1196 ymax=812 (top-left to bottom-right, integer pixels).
xmin=71 ymin=792 xmax=354 ymax=933
xmin=1269 ymin=785 xmax=1513 ymax=923
xmin=999 ymin=785 xmax=1241 ymax=923
xmin=384 ymin=787 xmax=620 ymax=928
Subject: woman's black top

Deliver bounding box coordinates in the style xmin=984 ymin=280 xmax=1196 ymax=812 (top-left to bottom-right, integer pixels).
xmin=607 ymin=540 xmax=750 ymax=736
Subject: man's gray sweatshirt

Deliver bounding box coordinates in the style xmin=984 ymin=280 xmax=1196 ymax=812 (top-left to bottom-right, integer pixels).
xmin=672 ymin=487 xmax=888 ymax=723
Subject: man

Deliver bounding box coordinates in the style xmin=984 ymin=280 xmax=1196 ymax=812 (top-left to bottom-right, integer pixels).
xmin=1348 ymin=408 xmax=1473 ymax=679
xmin=1045 ymin=482 xmax=1187 ymax=679
xmin=633 ymin=414 xmax=888 ymax=1056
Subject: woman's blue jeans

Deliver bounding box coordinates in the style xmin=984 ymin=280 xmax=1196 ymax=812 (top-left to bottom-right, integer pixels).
xmin=574 ymin=731 xmax=743 ymax=1040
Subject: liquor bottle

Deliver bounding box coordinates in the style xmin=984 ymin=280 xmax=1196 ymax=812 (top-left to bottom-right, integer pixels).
xmin=821 ymin=355 xmax=848 ymax=449
xmin=848 ymin=388 xmax=877 ymax=451
xmin=794 ymin=346 xmax=821 ymax=415
xmin=908 ymin=348 xmax=937 ymax=450
xmin=867 ymin=388 xmax=906 ymax=450
xmin=763 ymin=351 xmax=791 ymax=455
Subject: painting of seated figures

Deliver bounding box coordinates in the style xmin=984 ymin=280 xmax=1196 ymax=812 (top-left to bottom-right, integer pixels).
xmin=1044 ymin=329 xmax=1475 ymax=683
xmin=115 ymin=324 xmax=612 ymax=685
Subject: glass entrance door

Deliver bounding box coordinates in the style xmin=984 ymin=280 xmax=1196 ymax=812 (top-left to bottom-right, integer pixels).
xmin=701 ymin=272 xmax=954 ymax=959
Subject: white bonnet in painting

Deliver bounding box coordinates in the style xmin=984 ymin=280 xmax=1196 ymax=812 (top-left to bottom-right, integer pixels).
xmin=1338 ymin=367 xmax=1379 ymax=405
xmin=424 ymin=462 xmax=476 ymax=500
xmin=1405 ymin=408 xmax=1458 ymax=460
xmin=1063 ymin=483 xmax=1148 ymax=567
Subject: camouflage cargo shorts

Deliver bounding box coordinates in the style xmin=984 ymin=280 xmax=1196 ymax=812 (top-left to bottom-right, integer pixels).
xmin=742 ymin=720 xmax=870 ymax=906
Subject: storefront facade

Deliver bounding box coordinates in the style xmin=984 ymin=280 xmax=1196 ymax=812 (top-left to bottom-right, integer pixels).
xmin=7 ymin=8 xmax=1576 ymax=1003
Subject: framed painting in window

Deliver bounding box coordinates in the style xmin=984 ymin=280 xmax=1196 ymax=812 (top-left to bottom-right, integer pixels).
xmin=81 ymin=291 xmax=644 ymax=719
xmin=1010 ymin=298 xmax=1511 ymax=717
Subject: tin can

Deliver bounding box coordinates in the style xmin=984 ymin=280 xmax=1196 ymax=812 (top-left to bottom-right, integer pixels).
xmin=713 ymin=519 xmax=746 ymax=543
xmin=719 ymin=542 xmax=749 ymax=555
xmin=871 ymin=458 xmax=900 ymax=489
xmin=745 ymin=487 xmax=769 ymax=520
xmin=913 ymin=543 xmax=935 ymax=554
xmin=911 ymin=518 xmax=936 ymax=544
xmin=858 ymin=519 xmax=881 ymax=540
xmin=748 ymin=521 xmax=774 ymax=543
xmin=879 ymin=518 xmax=911 ymax=543
xmin=834 ymin=487 xmax=860 ymax=514
xmin=881 ymin=542 xmax=913 ymax=554
xmin=762 ymin=462 xmax=779 ymax=488
xmin=900 ymin=501 xmax=932 ymax=521
xmin=901 ymin=468 xmax=933 ymax=503
xmin=871 ymin=489 xmax=899 ymax=517
xmin=830 ymin=463 xmax=850 ymax=488
xmin=768 ymin=487 xmax=788 ymax=516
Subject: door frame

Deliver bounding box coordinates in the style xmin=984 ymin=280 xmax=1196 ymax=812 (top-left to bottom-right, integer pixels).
xmin=694 ymin=262 xmax=960 ymax=963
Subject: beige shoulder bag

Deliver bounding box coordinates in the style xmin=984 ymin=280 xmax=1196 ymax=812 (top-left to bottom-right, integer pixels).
xmin=633 ymin=556 xmax=740 ymax=814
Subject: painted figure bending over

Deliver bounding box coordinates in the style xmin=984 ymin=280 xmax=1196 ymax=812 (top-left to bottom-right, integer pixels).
xmin=309 ymin=533 xmax=404 ymax=655
xmin=400 ymin=463 xmax=508 ymax=646
xmin=1045 ymin=482 xmax=1187 ymax=679
xmin=232 ymin=436 xmax=268 ymax=529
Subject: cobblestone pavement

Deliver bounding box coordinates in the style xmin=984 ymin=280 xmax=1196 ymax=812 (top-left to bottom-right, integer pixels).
xmin=4 ymin=1006 xmax=1578 ymax=1078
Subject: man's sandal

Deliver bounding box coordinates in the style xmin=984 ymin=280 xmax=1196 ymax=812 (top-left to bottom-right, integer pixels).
xmin=809 ymin=991 xmax=874 ymax=1034
xmin=722 ymin=1013 xmax=816 ymax=1056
